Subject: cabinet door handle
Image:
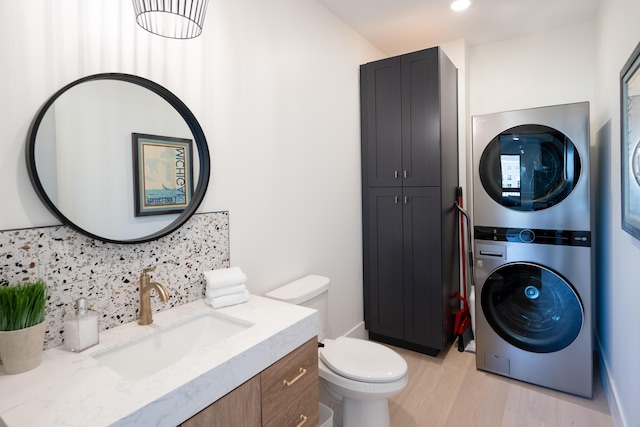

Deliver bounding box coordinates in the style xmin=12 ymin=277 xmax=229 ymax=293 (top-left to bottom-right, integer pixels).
xmin=403 ymin=170 xmax=408 ymax=179
xmin=394 ymin=170 xmax=399 ymax=178
xmin=295 ymin=414 xmax=308 ymax=427
xmin=404 ymin=196 xmax=409 ymax=204
xmin=394 ymin=196 xmax=399 ymax=204
xmin=283 ymin=367 xmax=307 ymax=386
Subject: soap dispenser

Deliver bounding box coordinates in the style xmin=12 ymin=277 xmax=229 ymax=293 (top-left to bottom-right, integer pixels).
xmin=64 ymin=298 xmax=99 ymax=352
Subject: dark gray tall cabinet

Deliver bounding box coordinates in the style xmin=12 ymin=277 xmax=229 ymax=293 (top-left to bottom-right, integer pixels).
xmin=361 ymin=47 xmax=459 ymax=356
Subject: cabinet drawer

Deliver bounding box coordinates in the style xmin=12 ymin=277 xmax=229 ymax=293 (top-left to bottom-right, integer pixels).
xmin=261 ymin=338 xmax=319 ymax=427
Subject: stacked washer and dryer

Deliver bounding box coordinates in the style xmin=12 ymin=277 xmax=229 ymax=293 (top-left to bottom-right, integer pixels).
xmin=471 ymin=102 xmax=593 ymax=398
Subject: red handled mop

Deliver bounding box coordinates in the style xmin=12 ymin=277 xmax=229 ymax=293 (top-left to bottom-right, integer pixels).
xmin=454 ymin=187 xmax=474 ymax=352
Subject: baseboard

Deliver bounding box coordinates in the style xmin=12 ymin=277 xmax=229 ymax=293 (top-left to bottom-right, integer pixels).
xmin=343 ymin=321 xmax=367 ymax=340
xmin=464 ymin=339 xmax=476 ymax=353
xmin=596 ymin=334 xmax=626 ymax=427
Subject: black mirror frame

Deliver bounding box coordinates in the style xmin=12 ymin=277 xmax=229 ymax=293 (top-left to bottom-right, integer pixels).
xmin=25 ymin=73 xmax=211 ymax=244
xmin=621 ymin=41 xmax=640 ymax=241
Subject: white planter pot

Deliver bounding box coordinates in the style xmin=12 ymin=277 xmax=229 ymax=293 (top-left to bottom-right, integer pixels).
xmin=0 ymin=321 xmax=46 ymax=374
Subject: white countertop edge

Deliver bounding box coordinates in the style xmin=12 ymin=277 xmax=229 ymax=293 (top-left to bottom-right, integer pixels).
xmin=0 ymin=295 xmax=318 ymax=427
xmin=118 ymin=316 xmax=316 ymax=426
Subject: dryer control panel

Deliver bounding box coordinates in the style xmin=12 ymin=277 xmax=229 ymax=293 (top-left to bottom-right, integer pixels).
xmin=474 ymin=226 xmax=591 ymax=247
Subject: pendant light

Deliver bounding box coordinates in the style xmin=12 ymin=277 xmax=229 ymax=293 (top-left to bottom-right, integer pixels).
xmin=132 ymin=0 xmax=210 ymax=39
xmin=450 ymin=0 xmax=470 ymax=11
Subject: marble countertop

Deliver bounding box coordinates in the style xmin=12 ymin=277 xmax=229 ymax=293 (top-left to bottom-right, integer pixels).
xmin=0 ymin=295 xmax=318 ymax=427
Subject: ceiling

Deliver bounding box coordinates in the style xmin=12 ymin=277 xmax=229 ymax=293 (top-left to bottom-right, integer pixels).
xmin=316 ymin=0 xmax=602 ymax=55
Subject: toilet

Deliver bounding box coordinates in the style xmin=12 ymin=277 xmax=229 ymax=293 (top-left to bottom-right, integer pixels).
xmin=265 ymin=275 xmax=408 ymax=427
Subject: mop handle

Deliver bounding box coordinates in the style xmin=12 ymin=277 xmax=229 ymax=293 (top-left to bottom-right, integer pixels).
xmin=454 ymin=200 xmax=474 ymax=289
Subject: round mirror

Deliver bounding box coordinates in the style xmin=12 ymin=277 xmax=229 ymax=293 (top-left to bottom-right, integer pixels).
xmin=25 ymin=73 xmax=210 ymax=244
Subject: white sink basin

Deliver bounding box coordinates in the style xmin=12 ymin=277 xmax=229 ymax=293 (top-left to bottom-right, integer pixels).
xmin=93 ymin=312 xmax=253 ymax=380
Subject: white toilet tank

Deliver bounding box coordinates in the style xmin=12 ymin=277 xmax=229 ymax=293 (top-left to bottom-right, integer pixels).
xmin=265 ymin=275 xmax=330 ymax=341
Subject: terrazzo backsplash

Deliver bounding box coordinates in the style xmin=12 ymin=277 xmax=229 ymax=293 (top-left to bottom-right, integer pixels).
xmin=0 ymin=212 xmax=229 ymax=350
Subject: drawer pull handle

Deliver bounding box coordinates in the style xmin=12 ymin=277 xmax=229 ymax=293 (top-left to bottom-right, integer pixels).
xmin=480 ymin=250 xmax=503 ymax=257
xmin=295 ymin=414 xmax=308 ymax=427
xmin=283 ymin=367 xmax=307 ymax=386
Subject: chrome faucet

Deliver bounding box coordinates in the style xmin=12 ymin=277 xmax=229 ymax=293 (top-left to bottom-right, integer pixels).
xmin=138 ymin=267 xmax=170 ymax=325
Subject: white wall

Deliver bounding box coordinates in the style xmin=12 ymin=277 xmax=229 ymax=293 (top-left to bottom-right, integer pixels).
xmin=469 ymin=21 xmax=596 ymax=116
xmin=0 ymin=0 xmax=382 ymax=339
xmin=441 ymin=40 xmax=470 ymax=208
xmin=594 ymin=0 xmax=640 ymax=426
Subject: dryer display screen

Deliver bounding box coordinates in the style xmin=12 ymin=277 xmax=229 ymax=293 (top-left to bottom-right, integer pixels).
xmin=500 ymin=154 xmax=521 ymax=197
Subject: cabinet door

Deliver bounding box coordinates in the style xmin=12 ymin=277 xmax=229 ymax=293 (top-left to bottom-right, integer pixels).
xmin=401 ymin=49 xmax=442 ymax=187
xmin=361 ymin=57 xmax=402 ymax=187
xmin=402 ymin=187 xmax=444 ymax=348
xmin=179 ymin=375 xmax=261 ymax=427
xmin=365 ymin=187 xmax=405 ymax=340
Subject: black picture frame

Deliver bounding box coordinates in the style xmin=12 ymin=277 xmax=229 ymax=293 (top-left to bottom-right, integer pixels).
xmin=621 ymin=41 xmax=640 ymax=240
xmin=132 ymin=133 xmax=194 ymax=217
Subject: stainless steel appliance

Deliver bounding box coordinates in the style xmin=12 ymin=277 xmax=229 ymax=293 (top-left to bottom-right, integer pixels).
xmin=473 ymin=232 xmax=592 ymax=397
xmin=472 ymin=103 xmax=592 ymax=397
xmin=472 ymin=102 xmax=590 ymax=231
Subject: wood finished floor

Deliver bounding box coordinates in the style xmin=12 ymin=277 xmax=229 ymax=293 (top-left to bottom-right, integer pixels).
xmin=386 ymin=343 xmax=612 ymax=427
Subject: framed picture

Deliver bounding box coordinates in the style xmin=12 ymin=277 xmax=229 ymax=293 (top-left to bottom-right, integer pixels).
xmin=132 ymin=133 xmax=194 ymax=217
xmin=621 ymin=41 xmax=640 ymax=239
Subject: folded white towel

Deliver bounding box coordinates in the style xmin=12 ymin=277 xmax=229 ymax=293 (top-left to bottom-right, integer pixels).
xmin=206 ymin=283 xmax=247 ymax=299
xmin=205 ymin=290 xmax=250 ymax=309
xmin=203 ymin=267 xmax=248 ymax=290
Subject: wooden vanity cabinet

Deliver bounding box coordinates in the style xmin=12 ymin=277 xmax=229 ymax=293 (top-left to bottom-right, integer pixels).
xmin=179 ymin=376 xmax=261 ymax=427
xmin=179 ymin=337 xmax=318 ymax=427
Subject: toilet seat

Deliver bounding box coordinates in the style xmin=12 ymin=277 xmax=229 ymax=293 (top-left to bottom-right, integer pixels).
xmin=318 ymin=358 xmax=408 ymax=399
xmin=320 ymin=337 xmax=407 ymax=383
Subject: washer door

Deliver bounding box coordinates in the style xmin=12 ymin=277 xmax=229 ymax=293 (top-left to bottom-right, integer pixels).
xmin=481 ymin=262 xmax=583 ymax=353
xmin=479 ymin=124 xmax=581 ymax=211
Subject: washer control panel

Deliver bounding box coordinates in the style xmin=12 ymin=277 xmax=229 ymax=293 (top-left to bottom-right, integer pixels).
xmin=474 ymin=226 xmax=591 ymax=247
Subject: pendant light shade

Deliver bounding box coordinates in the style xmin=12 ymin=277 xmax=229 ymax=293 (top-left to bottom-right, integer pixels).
xmin=132 ymin=0 xmax=209 ymax=39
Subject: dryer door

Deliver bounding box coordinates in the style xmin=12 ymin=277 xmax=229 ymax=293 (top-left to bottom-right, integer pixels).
xmin=478 ymin=124 xmax=582 ymax=211
xmin=481 ymin=262 xmax=583 ymax=353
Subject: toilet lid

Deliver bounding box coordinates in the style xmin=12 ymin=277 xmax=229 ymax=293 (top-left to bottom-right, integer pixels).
xmin=319 ymin=337 xmax=407 ymax=383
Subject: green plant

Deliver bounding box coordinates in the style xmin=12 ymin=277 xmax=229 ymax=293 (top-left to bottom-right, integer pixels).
xmin=0 ymin=280 xmax=48 ymax=331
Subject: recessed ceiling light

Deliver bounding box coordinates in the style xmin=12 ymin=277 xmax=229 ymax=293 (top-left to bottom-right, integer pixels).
xmin=451 ymin=0 xmax=471 ymax=11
